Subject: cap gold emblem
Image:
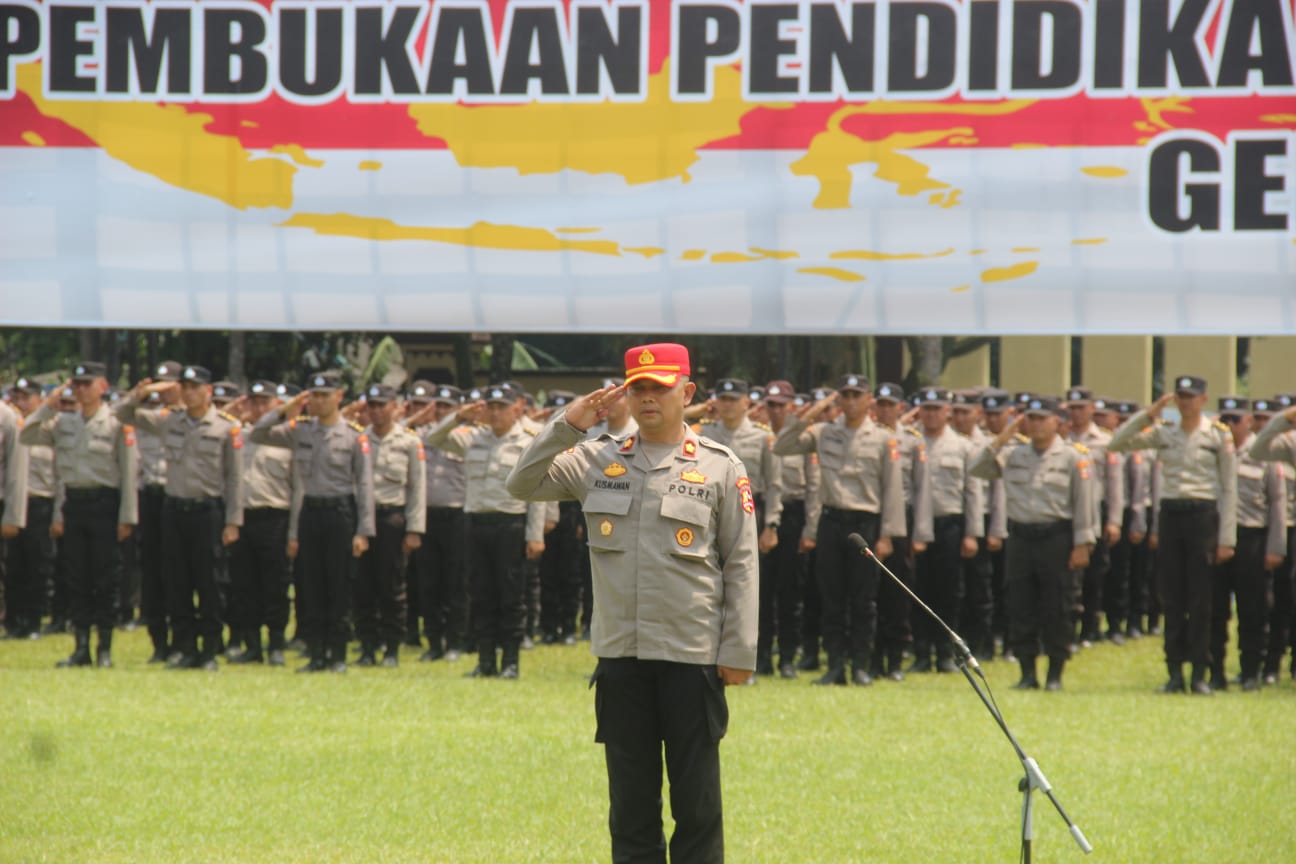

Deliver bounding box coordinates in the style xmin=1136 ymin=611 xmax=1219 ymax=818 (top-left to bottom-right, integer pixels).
xmin=638 ymin=348 xmax=655 ymax=365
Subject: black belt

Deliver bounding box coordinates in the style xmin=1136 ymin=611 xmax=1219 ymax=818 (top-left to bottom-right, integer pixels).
xmin=244 ymin=506 xmax=288 ymax=519
xmin=467 ymin=511 xmax=525 ymax=523
xmin=376 ymin=504 xmax=405 ymax=513
xmin=821 ymin=505 xmax=878 ymax=521
xmin=303 ymin=495 xmax=354 ymax=509
xmin=64 ymin=487 xmax=118 ymax=500
xmin=426 ymin=506 xmax=464 ymax=519
xmin=934 ymin=513 xmax=964 ymax=524
xmin=1161 ymin=499 xmax=1215 ymax=513
xmin=167 ymin=496 xmax=222 ymax=513
xmin=143 ymin=484 xmax=166 ymax=496
xmin=1008 ymin=519 xmax=1071 ymax=538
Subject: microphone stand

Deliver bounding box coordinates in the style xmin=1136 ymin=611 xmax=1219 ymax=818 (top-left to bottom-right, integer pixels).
xmin=851 ymin=535 xmax=1092 ymax=863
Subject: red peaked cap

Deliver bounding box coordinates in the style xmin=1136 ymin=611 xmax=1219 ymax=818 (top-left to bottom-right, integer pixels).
xmin=624 ymin=343 xmax=691 ymax=387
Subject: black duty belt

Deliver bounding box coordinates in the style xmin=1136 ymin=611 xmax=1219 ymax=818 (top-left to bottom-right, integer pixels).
xmin=244 ymin=506 xmax=288 ymax=519
xmin=821 ymin=505 xmax=877 ymax=521
xmin=467 ymin=511 xmax=525 ymax=523
xmin=303 ymin=495 xmax=354 ymax=509
xmin=64 ymin=487 xmax=118 ymax=500
xmin=1160 ymin=499 xmax=1215 ymax=513
xmin=167 ymin=496 xmax=222 ymax=513
xmin=1008 ymin=520 xmax=1071 ymax=539
xmin=376 ymin=504 xmax=406 ymax=514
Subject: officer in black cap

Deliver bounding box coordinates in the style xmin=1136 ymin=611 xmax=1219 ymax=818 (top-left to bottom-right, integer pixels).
xmin=405 ymin=383 xmax=472 ymax=661
xmin=20 ymin=362 xmax=139 ymax=668
xmin=119 ymin=366 xmax=245 ymax=670
xmin=979 ymin=389 xmax=1015 ymax=657
xmin=5 ymin=378 xmax=49 ymax=640
xmin=212 ymin=381 xmax=242 ymax=409
xmin=537 ymin=389 xmax=586 ymax=645
xmin=424 ymin=383 xmax=546 ymax=678
xmin=250 ymin=371 xmax=376 ymax=673
xmin=1111 ymin=375 xmax=1237 ymax=694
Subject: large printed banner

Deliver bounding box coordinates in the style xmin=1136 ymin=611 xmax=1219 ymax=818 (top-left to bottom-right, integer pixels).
xmin=1 ymin=0 xmax=1294 ymax=333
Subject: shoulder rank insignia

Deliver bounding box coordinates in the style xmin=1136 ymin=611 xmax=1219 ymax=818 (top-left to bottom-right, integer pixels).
xmin=682 ymin=440 xmax=697 ymax=458
xmin=619 ymin=435 xmax=636 ymax=453
xmin=348 ymin=420 xmax=365 ymax=432
xmin=604 ymin=462 xmax=627 ymax=477
xmin=681 ymin=468 xmax=706 ymax=484
xmin=219 ymin=410 xmax=239 ymax=424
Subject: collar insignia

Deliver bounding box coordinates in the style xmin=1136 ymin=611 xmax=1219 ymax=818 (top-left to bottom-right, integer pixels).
xmin=619 ymin=435 xmax=636 ymax=452
xmin=682 ymin=440 xmax=697 ymax=457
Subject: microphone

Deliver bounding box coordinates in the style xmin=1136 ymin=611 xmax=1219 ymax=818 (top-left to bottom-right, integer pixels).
xmin=847 ymin=532 xmax=982 ymax=675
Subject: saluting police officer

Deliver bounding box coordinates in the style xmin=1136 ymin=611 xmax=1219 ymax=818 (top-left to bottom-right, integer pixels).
xmin=424 ymin=383 xmax=546 ymax=679
xmin=911 ymin=387 xmax=985 ymax=673
xmin=951 ymin=390 xmax=997 ymax=661
xmin=1110 ymin=375 xmax=1237 ymax=695
xmin=871 ymin=383 xmax=933 ymax=680
xmin=5 ymin=379 xmax=49 ymax=641
xmin=536 ymin=390 xmax=587 ymax=646
xmin=20 ymin=362 xmax=138 ymax=668
xmin=980 ymin=389 xmax=1015 ymax=657
xmin=971 ymin=396 xmax=1095 ymax=690
xmin=1210 ymin=396 xmax=1286 ymax=691
xmin=773 ymin=374 xmax=907 ymax=686
xmin=353 ymin=384 xmax=426 ymax=668
xmin=505 ymin=342 xmax=758 ymax=864
xmin=225 ymin=380 xmax=296 ymax=666
xmin=250 ymin=372 xmax=376 ymax=673
xmin=119 ymin=366 xmax=244 ymax=671
xmin=704 ymin=378 xmax=783 ymax=675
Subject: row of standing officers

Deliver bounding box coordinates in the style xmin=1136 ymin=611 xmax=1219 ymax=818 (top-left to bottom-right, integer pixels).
xmin=2 ymin=363 xmax=1294 ymax=692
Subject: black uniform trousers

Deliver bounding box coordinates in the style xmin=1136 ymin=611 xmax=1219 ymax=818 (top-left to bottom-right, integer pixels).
xmin=4 ymin=496 xmax=54 ymax=636
xmin=138 ymin=485 xmax=168 ymax=651
xmin=1079 ymin=502 xmax=1112 ymax=640
xmin=61 ymin=488 xmax=122 ymax=633
xmin=961 ymin=515 xmax=995 ymax=656
xmin=416 ymin=506 xmax=469 ymax=653
xmin=815 ymin=507 xmax=880 ymax=671
xmin=914 ymin=514 xmax=965 ymax=662
xmin=539 ymin=500 xmax=584 ymax=639
xmin=1157 ymin=500 xmax=1218 ymax=672
xmin=593 ymin=658 xmax=728 ymax=864
xmin=877 ymin=520 xmax=915 ymax=666
xmin=229 ymin=506 xmax=291 ymax=645
xmin=1004 ymin=521 xmax=1074 ymax=661
xmin=467 ymin=511 xmax=526 ymax=670
xmin=355 ymin=505 xmax=408 ymax=652
xmin=1263 ymin=527 xmax=1296 ymax=678
xmin=296 ymin=495 xmax=358 ymax=661
xmin=1212 ymin=525 xmax=1270 ymax=679
xmin=1105 ymin=506 xmax=1137 ymax=635
xmin=767 ymin=499 xmax=807 ymax=667
xmin=162 ymin=496 xmax=225 ymax=659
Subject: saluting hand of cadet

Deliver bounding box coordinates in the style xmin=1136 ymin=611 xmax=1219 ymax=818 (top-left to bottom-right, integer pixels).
xmin=43 ymin=379 xmax=73 ymax=410
xmin=457 ymin=401 xmax=486 ymax=424
xmin=402 ymin=400 xmax=438 ymax=429
xmin=796 ymin=390 xmax=838 ymax=423
xmin=1146 ymin=393 xmax=1175 ymax=419
xmin=282 ymin=390 xmax=310 ymax=419
xmin=341 ymin=399 xmax=365 ymax=421
xmin=222 ymin=395 xmax=251 ymax=422
xmin=992 ymin=414 xmax=1025 ymax=448
xmin=561 ymin=383 xmax=626 ymax=432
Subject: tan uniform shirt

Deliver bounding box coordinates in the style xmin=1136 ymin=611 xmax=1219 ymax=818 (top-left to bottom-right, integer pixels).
xmin=773 ymin=415 xmax=906 ymax=540
xmin=135 ymin=416 xmax=168 ymax=488
xmin=24 ymin=440 xmax=55 ymax=500
xmin=506 ymin=418 xmax=759 ymax=670
xmin=971 ymin=437 xmax=1096 ymax=547
xmin=1069 ymin=422 xmax=1124 ymax=524
xmin=922 ymin=426 xmax=985 ymax=537
xmin=1232 ymin=435 xmax=1287 ymax=557
xmin=118 ymin=401 xmax=245 ymax=527
xmin=21 ymin=402 xmax=138 ymax=525
xmin=1124 ymin=450 xmax=1152 ymax=536
xmin=885 ymin=423 xmax=934 ymax=544
xmin=425 ymin=415 xmax=545 ymax=542
xmin=369 ymin=425 xmax=427 ymax=534
xmin=243 ymin=439 xmax=294 ymax=511
xmin=1 ymin=401 xmax=28 ymax=527
xmin=1110 ymin=410 xmax=1237 ymax=547
xmin=1245 ymin=416 xmax=1296 ymax=532
xmin=771 ymin=434 xmax=822 ymax=542
xmin=249 ymin=411 xmax=376 ymax=539
xmin=702 ymin=417 xmax=783 ymax=529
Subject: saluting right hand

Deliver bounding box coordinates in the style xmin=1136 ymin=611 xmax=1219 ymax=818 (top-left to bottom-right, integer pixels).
xmin=798 ymin=390 xmax=838 ymax=422
xmin=1147 ymin=393 xmax=1174 ymax=419
xmin=563 ymin=384 xmax=625 ymax=432
xmin=45 ymin=380 xmax=72 ymax=410
xmin=283 ymin=391 xmax=310 ymax=420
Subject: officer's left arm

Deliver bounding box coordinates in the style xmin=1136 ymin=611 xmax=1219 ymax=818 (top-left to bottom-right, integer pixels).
xmin=760 ymin=438 xmax=783 ymax=532
xmin=353 ymin=431 xmax=377 ymax=542
xmin=1 ymin=409 xmax=28 ymax=530
xmin=962 ymin=446 xmax=985 ymax=540
xmin=801 ymin=453 xmax=821 ymax=549
xmin=715 ymin=458 xmax=759 ymax=674
xmin=910 ymin=439 xmax=935 ymax=547
xmin=524 ymin=502 xmax=547 ymax=556
xmin=1070 ymin=451 xmax=1097 ymax=549
xmin=1264 ymin=462 xmax=1287 ymax=565
xmin=115 ymin=420 xmax=139 ymax=534
xmin=1216 ymin=428 xmax=1238 ymax=560
xmin=877 ymin=437 xmax=906 ymax=554
xmin=404 ymin=435 xmax=427 ymax=539
xmin=222 ymin=424 xmax=245 ymax=537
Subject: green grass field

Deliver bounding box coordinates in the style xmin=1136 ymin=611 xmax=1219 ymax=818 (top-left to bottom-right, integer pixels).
xmin=2 ymin=629 xmax=1293 ymax=864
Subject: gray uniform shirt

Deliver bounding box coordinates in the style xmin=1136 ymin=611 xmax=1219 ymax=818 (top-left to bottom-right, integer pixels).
xmin=882 ymin=424 xmax=935 ymax=544
xmin=21 ymin=402 xmax=138 ymax=525
xmin=1231 ymin=434 xmax=1287 ymax=557
xmin=771 ymin=433 xmax=822 ymax=542
xmin=136 ymin=420 xmax=168 ymax=488
xmin=506 ymin=418 xmax=759 ymax=670
xmin=1069 ymin=422 xmax=1124 ymax=524
xmin=118 ymin=401 xmax=245 ymax=527
xmin=243 ymin=439 xmax=294 ymax=511
xmin=249 ymin=412 xmax=376 ymax=539
xmin=702 ymin=417 xmax=783 ymax=529
xmin=922 ymin=426 xmax=986 ymax=537
xmin=971 ymin=436 xmax=1096 ymax=547
xmin=773 ymin=415 xmax=906 ymax=540
xmin=1124 ymin=450 xmax=1152 ymax=536
xmin=1110 ymin=410 xmax=1237 ymax=547
xmin=1245 ymin=415 xmax=1296 ymax=532
xmin=369 ymin=425 xmax=427 ymax=534
xmin=24 ymin=439 xmax=56 ymax=500
xmin=1 ymin=400 xmax=28 ymax=527
xmin=424 ymin=414 xmax=545 ymax=542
